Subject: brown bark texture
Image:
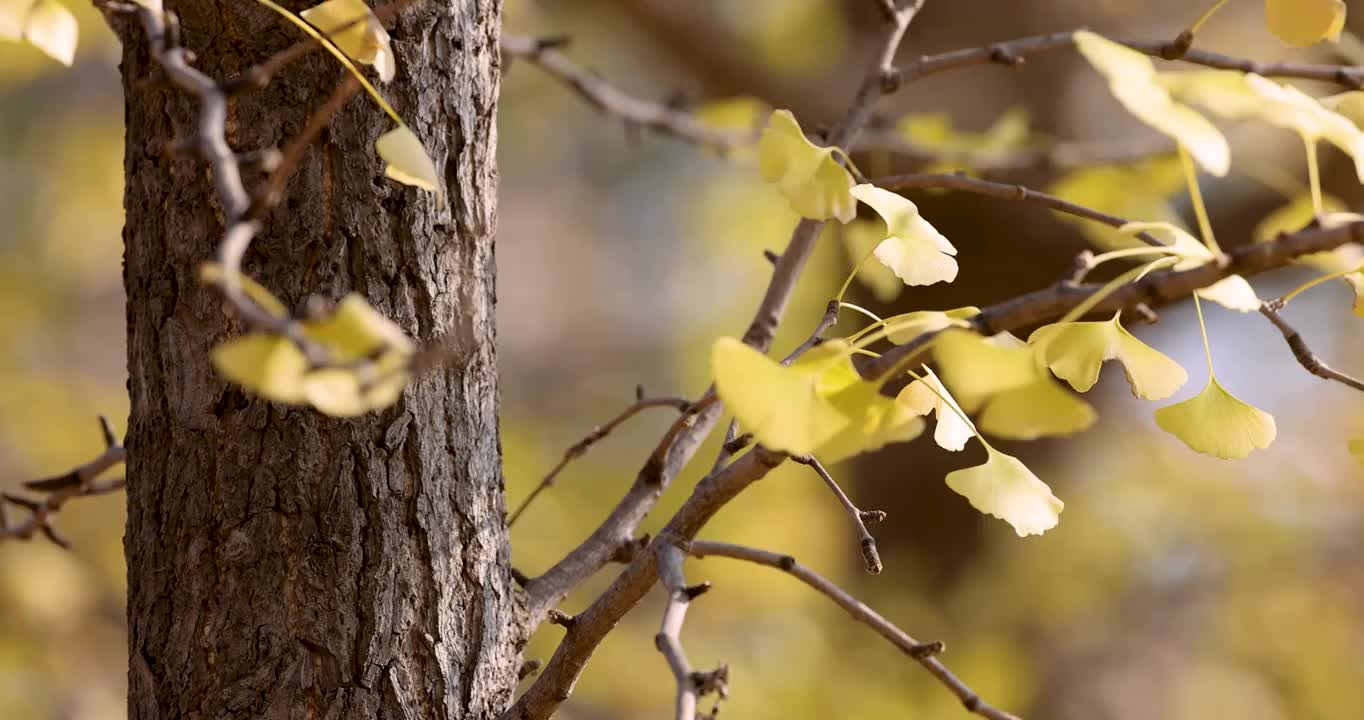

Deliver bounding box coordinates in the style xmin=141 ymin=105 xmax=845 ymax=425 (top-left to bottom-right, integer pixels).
xmin=119 ymin=1 xmax=521 ymax=717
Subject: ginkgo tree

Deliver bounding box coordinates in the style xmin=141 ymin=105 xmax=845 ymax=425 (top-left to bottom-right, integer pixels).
xmin=4 ymin=0 xmax=1364 ymax=719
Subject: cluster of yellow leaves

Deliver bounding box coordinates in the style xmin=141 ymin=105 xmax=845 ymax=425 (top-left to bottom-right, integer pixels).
xmin=0 ymin=0 xmax=77 ymax=65
xmin=203 ymin=266 xmax=415 ymax=417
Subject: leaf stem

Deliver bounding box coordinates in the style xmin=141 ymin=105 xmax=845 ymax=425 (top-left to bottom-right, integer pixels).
xmin=839 ymin=301 xmax=884 ymax=326
xmin=837 ymin=245 xmax=881 ymax=303
xmin=904 ymin=366 xmax=989 ymax=452
xmin=1192 ymin=293 xmax=1216 ymax=378
xmin=1058 ymin=257 xmax=1178 ymax=324
xmin=1188 ymin=0 xmax=1231 ymax=35
xmin=1179 ymin=145 xmax=1221 ymax=255
xmin=1280 ymin=262 xmax=1364 ymax=305
xmin=1303 ymin=134 xmax=1323 ymax=215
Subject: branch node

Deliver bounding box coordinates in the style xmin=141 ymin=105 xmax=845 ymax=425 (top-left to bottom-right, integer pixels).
xmin=762 ymin=249 xmax=780 ymax=265
xmin=858 ymin=509 xmax=887 ymax=524
xmin=1164 ymin=31 xmax=1194 ymax=60
xmin=546 ymin=609 xmax=576 ymax=629
xmin=910 ymin=640 xmax=946 ymax=659
xmin=860 ymin=537 xmax=884 ymax=575
xmin=878 ymin=68 xmax=904 ymax=94
xmin=518 ymin=659 xmax=543 ymax=680
xmin=683 ymin=581 xmax=712 ymax=601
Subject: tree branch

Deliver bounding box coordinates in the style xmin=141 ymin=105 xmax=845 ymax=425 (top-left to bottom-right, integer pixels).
xmin=655 ymin=543 xmax=727 ymax=720
xmin=1 ymin=417 xmax=126 ymax=547
xmin=1258 ymin=304 xmax=1364 ymax=393
xmin=686 ymin=540 xmax=1017 ymax=720
xmin=507 ymin=389 xmax=692 ymax=527
xmin=792 ymin=455 xmax=886 ymax=575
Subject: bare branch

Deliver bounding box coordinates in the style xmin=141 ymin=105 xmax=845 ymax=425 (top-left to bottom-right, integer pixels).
xmin=857 ymin=128 xmax=1175 ymax=173
xmin=2 ymin=417 xmax=126 ymax=546
xmin=655 ymin=543 xmax=726 ymax=720
xmin=507 ymin=391 xmax=692 ymax=526
xmin=792 ymin=456 xmax=885 ymax=575
xmin=1259 ymin=304 xmax=1364 ymax=393
xmin=686 ymin=540 xmax=1017 ymax=720
xmin=863 ymin=219 xmax=1364 ymax=383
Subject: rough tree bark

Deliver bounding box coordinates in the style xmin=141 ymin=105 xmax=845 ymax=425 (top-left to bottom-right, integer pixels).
xmin=118 ymin=1 xmax=521 ymax=717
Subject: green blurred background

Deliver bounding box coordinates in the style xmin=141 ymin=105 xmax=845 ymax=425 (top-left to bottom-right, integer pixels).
xmin=3 ymin=0 xmax=1364 ymax=718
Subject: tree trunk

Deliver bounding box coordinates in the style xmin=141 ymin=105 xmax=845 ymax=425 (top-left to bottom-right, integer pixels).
xmin=118 ymin=2 xmax=521 ymax=717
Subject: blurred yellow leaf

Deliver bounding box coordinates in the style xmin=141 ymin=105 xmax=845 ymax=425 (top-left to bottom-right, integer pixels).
xmin=975 ymin=377 xmax=1096 ymax=440
xmin=711 ymin=336 xmax=849 ymax=455
xmin=376 ymin=125 xmax=439 ymax=191
xmin=1155 ymin=377 xmax=1276 ymax=459
xmin=946 ymin=448 xmax=1062 ymax=537
xmin=1265 ymin=0 xmax=1345 ymax=46
xmin=842 ymin=220 xmax=902 ymax=302
xmin=2 ymin=0 xmax=76 ymax=65
xmin=758 ymin=109 xmax=855 ymax=222
xmin=1344 ymin=271 xmax=1364 ymax=316
xmin=816 ymin=375 xmax=925 ymax=464
xmin=933 ymin=329 xmax=1038 ymax=407
xmin=301 ymin=0 xmax=395 ymax=81
xmin=303 ymin=293 xmax=415 ymax=361
xmin=850 ymin=184 xmax=958 ymax=287
xmin=1349 ymin=436 xmax=1364 ymax=465
xmin=1029 ymin=316 xmax=1187 ymax=400
xmin=1048 ymin=157 xmax=1185 ymax=251
xmin=897 ymin=107 xmax=1031 ymax=173
xmin=198 ymin=262 xmax=290 ymax=319
xmin=1072 ymin=31 xmax=1229 ymax=176
xmin=211 ymin=334 xmax=308 ymax=403
xmin=884 ymin=307 xmax=979 ymax=345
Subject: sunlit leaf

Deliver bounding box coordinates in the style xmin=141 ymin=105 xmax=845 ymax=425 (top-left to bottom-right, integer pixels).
xmin=376 ymin=125 xmax=439 ymax=191
xmin=303 ymin=293 xmax=414 ymax=361
xmin=817 ymin=376 xmax=926 ymax=464
xmin=1344 ymin=271 xmax=1364 ymax=316
xmin=899 ymin=367 xmax=974 ymax=452
xmin=712 ymin=336 xmax=850 ymax=455
xmin=301 ymin=0 xmax=395 ymax=81
xmin=945 ymin=447 xmax=1063 ymax=537
xmin=842 ymin=220 xmax=903 ymax=303
xmin=0 ymin=0 xmax=28 ymax=39
xmin=933 ymin=329 xmax=1038 ymax=407
xmin=11 ymin=0 xmax=77 ymax=65
xmin=1048 ymin=157 xmax=1186 ymax=251
xmin=1072 ymin=31 xmax=1229 ymax=176
xmin=849 ymin=184 xmax=958 ymax=287
xmin=1265 ymin=0 xmax=1346 ymax=46
xmin=198 ymin=262 xmax=290 ymax=320
xmin=1030 ymin=316 xmax=1187 ymax=400
xmin=211 ymin=334 xmax=308 ymax=403
xmin=975 ymin=378 xmax=1097 ymax=440
xmin=1155 ymin=376 xmax=1276 ymax=459
xmin=758 ymin=109 xmax=856 ymax=222
xmin=884 ymin=307 xmax=979 ymax=345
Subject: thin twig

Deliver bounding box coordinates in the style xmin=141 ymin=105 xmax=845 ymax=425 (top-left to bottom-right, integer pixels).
xmin=792 ymin=456 xmax=885 ymax=575
xmin=857 ymin=128 xmax=1175 ymax=173
xmin=507 ymin=391 xmax=692 ymax=526
xmin=2 ymin=417 xmax=126 ymax=547
xmin=655 ymin=542 xmax=726 ymax=720
xmin=1259 ymin=305 xmax=1364 ymax=393
xmin=686 ymin=540 xmax=1017 ymax=720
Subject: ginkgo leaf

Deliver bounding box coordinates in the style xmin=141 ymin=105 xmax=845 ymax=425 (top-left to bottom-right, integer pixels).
xmin=945 ymin=447 xmax=1063 ymax=537
xmin=816 ymin=377 xmax=926 ymax=464
xmin=1155 ymin=376 xmax=1276 ymax=459
xmin=301 ymin=0 xmax=396 ymax=81
xmin=376 ymin=125 xmax=439 ymax=191
xmin=712 ymin=336 xmax=850 ymax=455
xmin=975 ymin=379 xmax=1097 ymax=440
xmin=1072 ymin=31 xmax=1229 ymax=176
xmin=1123 ymin=221 xmax=1262 ymax=311
xmin=1048 ymin=157 xmax=1186 ymax=251
xmin=198 ymin=262 xmax=290 ymax=319
xmin=897 ymin=107 xmax=1031 ymax=173
xmin=14 ymin=0 xmax=76 ymax=65
xmin=1029 ymin=316 xmax=1188 ymax=400
xmin=303 ymin=293 xmax=414 ymax=361
xmin=884 ymin=307 xmax=980 ymax=345
xmin=849 ymin=184 xmax=959 ymax=286
xmin=899 ymin=367 xmax=974 ymax=452
xmin=758 ymin=110 xmax=856 ymax=222
xmin=1254 ymin=192 xmax=1346 ymax=242
xmin=695 ymin=97 xmax=769 ymax=132
xmin=933 ymin=329 xmax=1038 ymax=407
xmin=211 ymin=334 xmax=309 ymax=403
xmin=1344 ymin=272 xmax=1364 ymax=316
xmin=1265 ymin=0 xmax=1345 ymax=46
xmin=842 ymin=220 xmax=903 ymax=303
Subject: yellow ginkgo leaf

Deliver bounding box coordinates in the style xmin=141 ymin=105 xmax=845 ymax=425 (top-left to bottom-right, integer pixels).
xmin=975 ymin=378 xmax=1097 ymax=440
xmin=1073 ymin=31 xmax=1229 ymax=176
xmin=303 ymin=293 xmax=414 ymax=361
xmin=696 ymin=96 xmax=768 ymax=133
xmin=1123 ymin=221 xmax=1262 ymax=311
xmin=1265 ymin=0 xmax=1345 ymax=46
xmin=211 ymin=334 xmax=309 ymax=403
xmin=1349 ymin=436 xmax=1364 ymax=465
xmin=843 ymin=220 xmax=903 ymax=303
xmin=198 ymin=262 xmax=290 ymax=319
xmin=933 ymin=329 xmax=1038 ymax=407
xmin=850 ymin=184 xmax=959 ymax=286
xmin=1155 ymin=376 xmax=1276 ymax=459
xmin=884 ymin=307 xmax=980 ymax=345
xmin=816 ymin=377 xmax=926 ymax=464
xmin=301 ymin=0 xmax=395 ymax=81
xmin=1344 ymin=272 xmax=1364 ymax=316
xmin=376 ymin=125 xmax=439 ymax=191
xmin=1029 ymin=315 xmax=1188 ymax=400
xmin=945 ymin=448 xmax=1063 ymax=537
xmin=1048 ymin=157 xmax=1186 ymax=251
xmin=758 ymin=110 xmax=856 ymax=222
xmin=898 ymin=367 xmax=974 ymax=452
xmin=712 ymin=337 xmax=850 ymax=455
xmin=9 ymin=0 xmax=76 ymax=65
xmin=301 ymin=369 xmax=370 ymax=417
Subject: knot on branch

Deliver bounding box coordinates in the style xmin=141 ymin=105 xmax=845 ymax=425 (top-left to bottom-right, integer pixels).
xmin=910 ymin=640 xmax=946 ymax=659
xmin=690 ymin=664 xmax=730 ymax=700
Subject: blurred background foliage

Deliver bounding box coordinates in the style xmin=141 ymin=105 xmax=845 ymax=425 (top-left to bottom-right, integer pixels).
xmin=2 ymin=0 xmax=1363 ymax=718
